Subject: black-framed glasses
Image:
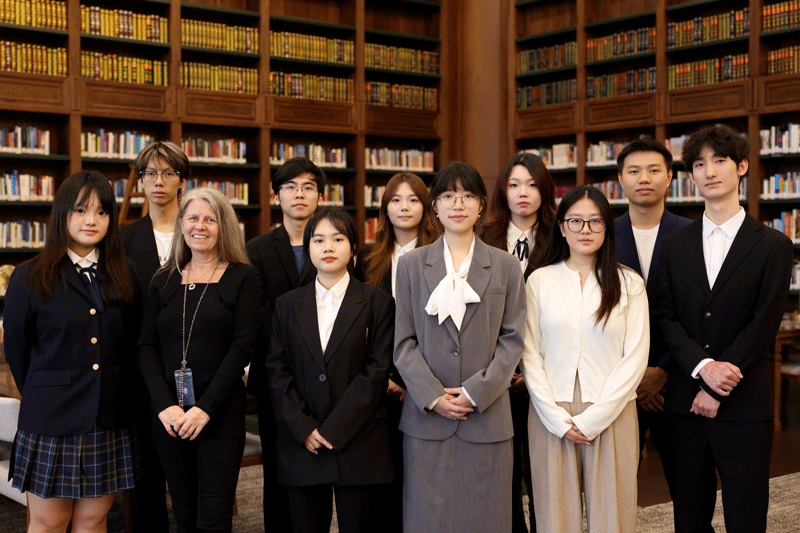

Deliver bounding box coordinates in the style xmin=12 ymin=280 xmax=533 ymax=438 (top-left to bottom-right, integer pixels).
xmin=279 ymin=183 xmax=318 ymax=194
xmin=140 ymin=170 xmax=181 ymax=181
xmin=436 ymin=192 xmax=479 ymax=209
xmin=563 ymin=218 xmax=606 ymax=233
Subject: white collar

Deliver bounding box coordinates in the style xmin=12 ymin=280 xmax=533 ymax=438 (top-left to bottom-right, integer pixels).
xmin=66 ymin=247 xmax=100 ymax=266
xmin=506 ymin=221 xmax=533 ymax=247
xmin=315 ymin=270 xmax=350 ymax=300
xmin=395 ymin=237 xmax=418 ymax=255
xmin=702 ymin=207 xmax=745 ymax=240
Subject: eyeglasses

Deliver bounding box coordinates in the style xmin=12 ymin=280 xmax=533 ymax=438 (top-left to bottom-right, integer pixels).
xmin=563 ymin=218 xmax=606 ymax=233
xmin=141 ymin=170 xmax=181 ymax=181
xmin=279 ymin=183 xmax=318 ymax=194
xmin=436 ymin=192 xmax=480 ymax=209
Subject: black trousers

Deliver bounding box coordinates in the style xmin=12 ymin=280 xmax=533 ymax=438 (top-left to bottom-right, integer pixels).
xmin=131 ymin=379 xmax=169 ymax=533
xmin=255 ymin=393 xmax=293 ymax=533
xmin=510 ymin=391 xmax=536 ymax=533
xmin=384 ymin=394 xmax=404 ymax=533
xmin=153 ymin=403 xmax=245 ymax=533
xmin=672 ymin=415 xmax=772 ymax=533
xmin=286 ymin=483 xmax=389 ymax=533
xmin=637 ymin=404 xmax=677 ymax=501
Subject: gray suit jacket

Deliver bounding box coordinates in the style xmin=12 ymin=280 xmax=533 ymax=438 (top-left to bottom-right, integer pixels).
xmin=393 ymin=235 xmax=526 ymax=443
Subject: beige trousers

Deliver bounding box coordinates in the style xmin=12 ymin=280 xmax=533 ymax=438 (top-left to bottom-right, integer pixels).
xmin=528 ymin=375 xmax=639 ymax=533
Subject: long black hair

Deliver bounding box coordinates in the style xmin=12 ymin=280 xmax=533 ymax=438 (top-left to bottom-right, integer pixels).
xmin=25 ymin=170 xmax=135 ymax=304
xmin=536 ymin=185 xmax=621 ymax=327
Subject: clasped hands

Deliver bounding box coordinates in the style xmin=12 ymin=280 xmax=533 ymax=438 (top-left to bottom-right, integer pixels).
xmin=433 ymin=387 xmax=474 ymax=420
xmin=692 ymin=361 xmax=743 ymax=418
xmin=158 ymin=405 xmax=210 ymax=440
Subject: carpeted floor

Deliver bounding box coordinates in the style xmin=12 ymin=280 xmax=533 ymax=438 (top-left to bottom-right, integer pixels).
xmin=2 ymin=467 xmax=799 ymax=532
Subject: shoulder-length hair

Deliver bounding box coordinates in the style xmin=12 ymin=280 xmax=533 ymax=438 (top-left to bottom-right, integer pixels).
xmin=481 ymin=152 xmax=556 ymax=263
xmin=162 ymin=187 xmax=249 ymax=279
xmin=25 ymin=170 xmax=134 ymax=304
xmin=362 ymin=172 xmax=438 ymax=287
xmin=536 ymin=185 xmax=621 ymax=327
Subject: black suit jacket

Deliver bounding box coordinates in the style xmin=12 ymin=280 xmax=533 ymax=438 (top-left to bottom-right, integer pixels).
xmin=265 ymin=278 xmax=395 ymax=487
xmin=245 ymin=225 xmax=316 ymax=396
xmin=654 ymin=214 xmax=792 ymax=421
xmin=120 ymin=214 xmax=162 ymax=296
xmin=615 ymin=209 xmax=692 ymax=368
xmin=4 ymin=257 xmax=141 ymax=435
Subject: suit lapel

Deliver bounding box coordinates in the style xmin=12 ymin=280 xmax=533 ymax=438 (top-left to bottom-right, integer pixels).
xmin=138 ymin=214 xmax=161 ymax=281
xmin=296 ymin=284 xmax=326 ymax=371
xmin=460 ymin=238 xmax=491 ymax=332
xmin=615 ymin=212 xmax=643 ymax=275
xmin=274 ymin=225 xmax=301 ymax=287
xmin=646 ymin=210 xmax=678 ymax=295
xmin=423 ymin=237 xmax=460 ymax=344
xmin=62 ymin=256 xmax=94 ymax=304
xmin=324 ymin=280 xmax=365 ymax=362
xmin=708 ymin=215 xmax=762 ymax=302
xmin=686 ymin=219 xmax=711 ymax=296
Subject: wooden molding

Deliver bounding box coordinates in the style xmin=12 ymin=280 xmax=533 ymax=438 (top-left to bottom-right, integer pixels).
xmin=0 ymin=73 xmax=69 ymax=114
xmin=585 ymin=93 xmax=658 ymax=131
xmin=666 ymin=80 xmax=753 ymax=122
xmin=181 ymin=89 xmax=263 ymax=126
xmin=270 ymin=97 xmax=356 ymax=133
xmin=516 ymin=103 xmax=577 ymax=137
xmin=76 ymin=79 xmax=172 ymax=120
xmin=758 ymin=74 xmax=800 ymax=114
xmin=364 ymin=105 xmax=438 ymax=138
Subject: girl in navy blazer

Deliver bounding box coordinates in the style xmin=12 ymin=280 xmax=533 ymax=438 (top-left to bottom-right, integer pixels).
xmin=4 ymin=170 xmax=141 ymax=533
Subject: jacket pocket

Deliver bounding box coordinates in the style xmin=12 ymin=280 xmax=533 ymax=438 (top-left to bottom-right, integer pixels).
xmin=27 ymin=369 xmax=71 ymax=386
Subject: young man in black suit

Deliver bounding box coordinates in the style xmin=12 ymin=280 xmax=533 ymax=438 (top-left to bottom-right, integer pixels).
xmin=654 ymin=125 xmax=792 ymax=533
xmin=120 ymin=141 xmax=188 ymax=533
xmin=614 ymin=138 xmax=691 ymax=501
xmin=245 ymin=156 xmax=325 ymax=532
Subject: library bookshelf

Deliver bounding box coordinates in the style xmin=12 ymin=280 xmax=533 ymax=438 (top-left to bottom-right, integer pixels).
xmin=0 ymin=0 xmax=451 ymax=287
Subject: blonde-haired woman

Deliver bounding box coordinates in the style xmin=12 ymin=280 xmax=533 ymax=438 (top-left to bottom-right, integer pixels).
xmin=138 ymin=187 xmax=258 ymax=533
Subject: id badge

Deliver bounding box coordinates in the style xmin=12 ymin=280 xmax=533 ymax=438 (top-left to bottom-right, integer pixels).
xmin=174 ymin=368 xmax=196 ymax=407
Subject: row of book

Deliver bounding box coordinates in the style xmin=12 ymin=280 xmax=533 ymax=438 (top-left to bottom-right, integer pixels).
xmin=364 ymin=43 xmax=439 ymax=74
xmin=762 ymin=1 xmax=800 ymax=32
xmin=590 ymin=181 xmax=627 ymax=203
xmin=667 ymin=54 xmax=749 ymax=90
xmin=765 ymin=211 xmax=800 ymax=242
xmin=183 ymin=19 xmax=258 ymax=53
xmin=183 ymin=138 xmax=247 ymax=164
xmin=112 ymin=179 xmax=145 ymax=204
xmin=520 ymin=145 xmax=576 ymax=170
xmin=0 ymin=220 xmax=46 ymax=249
xmin=586 ymin=141 xmax=628 ymax=167
xmin=182 ymin=63 xmax=257 ymax=94
xmin=270 ymin=144 xmax=347 ymax=168
xmin=81 ymin=130 xmax=156 ymax=160
xmin=80 ymin=6 xmax=167 ymax=43
xmin=517 ymin=79 xmax=577 ymax=109
xmin=364 ymin=186 xmax=386 ymax=208
xmin=185 ymin=179 xmax=249 ymax=205
xmin=0 ymin=171 xmax=54 ymax=201
xmin=664 ymin=135 xmax=689 ymax=160
xmin=586 ymin=67 xmax=657 ymax=100
xmin=365 ymin=148 xmax=434 ymax=172
xmin=767 ymin=45 xmax=800 ymax=75
xmin=81 ymin=51 xmax=168 ymax=86
xmin=270 ymin=31 xmax=353 ymax=65
xmin=519 ymin=42 xmax=577 ymax=74
xmin=364 ymin=217 xmax=378 ymax=243
xmin=364 ymin=82 xmax=437 ymax=111
xmin=762 ymin=172 xmax=800 ymax=198
xmin=1 ymin=41 xmax=66 ymax=76
xmin=0 ymin=126 xmax=50 ymax=155
xmin=270 ymin=72 xmax=353 ymax=102
xmin=0 ymin=0 xmax=65 ymax=29
xmin=760 ymin=124 xmax=800 ymax=154
xmin=318 ymin=184 xmax=345 ymax=206
xmin=586 ymin=28 xmax=655 ymax=62
xmin=666 ymin=9 xmax=749 ymax=49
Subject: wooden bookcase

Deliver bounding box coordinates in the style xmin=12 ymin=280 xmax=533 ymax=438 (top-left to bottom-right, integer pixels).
xmin=0 ymin=0 xmax=449 ymax=286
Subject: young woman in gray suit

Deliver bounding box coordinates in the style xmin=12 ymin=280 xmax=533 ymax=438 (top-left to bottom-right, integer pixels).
xmin=394 ymin=161 xmax=526 ymax=532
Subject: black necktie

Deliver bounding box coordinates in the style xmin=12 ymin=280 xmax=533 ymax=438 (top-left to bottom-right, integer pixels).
xmin=79 ymin=262 xmax=105 ymax=312
xmin=513 ymin=237 xmax=529 ymax=262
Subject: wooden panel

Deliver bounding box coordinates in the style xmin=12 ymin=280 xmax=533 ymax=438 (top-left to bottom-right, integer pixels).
xmin=76 ymin=79 xmax=172 ymax=120
xmin=364 ymin=105 xmax=438 ymax=138
xmin=0 ymin=73 xmax=69 ymax=113
xmin=271 ymin=97 xmax=355 ymax=132
xmin=758 ymin=74 xmax=800 ymax=114
xmin=585 ymin=93 xmax=657 ymax=131
xmin=182 ymin=90 xmax=262 ymax=126
xmin=516 ymin=104 xmax=577 ymax=137
xmin=666 ymin=80 xmax=753 ymax=122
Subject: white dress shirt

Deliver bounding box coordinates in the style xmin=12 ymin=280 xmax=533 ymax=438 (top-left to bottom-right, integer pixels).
xmin=66 ymin=247 xmax=100 ymax=279
xmin=692 ymin=207 xmax=746 ymax=377
xmin=631 ymin=224 xmax=659 ymax=284
xmin=391 ymin=237 xmax=417 ymax=297
xmin=315 ymin=271 xmax=350 ymax=354
xmin=520 ymin=262 xmax=649 ymax=440
xmin=506 ymin=222 xmax=534 ymax=273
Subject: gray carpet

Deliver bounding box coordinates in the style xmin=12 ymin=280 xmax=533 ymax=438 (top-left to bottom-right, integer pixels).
xmin=1 ymin=468 xmax=799 ymax=532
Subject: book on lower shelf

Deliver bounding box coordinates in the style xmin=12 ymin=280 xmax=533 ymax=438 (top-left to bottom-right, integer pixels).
xmin=766 ymin=45 xmax=800 ymax=75
xmin=364 ymin=217 xmax=377 ymax=244
xmin=270 ymin=72 xmax=353 ymax=102
xmin=519 ymin=144 xmax=576 ymax=170
xmin=670 ymin=171 xmax=748 ymax=201
xmin=1 ymin=171 xmax=54 ymax=201
xmin=667 ymin=54 xmax=748 ymax=90
xmin=518 ymin=79 xmax=577 ymax=109
xmin=587 ymin=67 xmax=656 ymax=100
xmin=762 ymin=172 xmax=800 ymax=198
xmin=364 ymin=185 xmax=386 ymax=208
xmin=590 ymin=180 xmax=626 ymax=203
xmin=270 ymin=144 xmax=347 ymax=168
xmin=185 ymin=179 xmax=249 ymax=205
xmin=765 ymin=210 xmax=800 ymax=242
xmin=364 ymin=82 xmax=437 ymax=110
xmin=760 ymin=124 xmax=800 ymax=155
xmin=0 ymin=220 xmax=46 ymax=249
xmin=183 ymin=137 xmax=247 ymax=164
xmin=113 ymin=179 xmax=144 ymax=204
xmin=81 ymin=51 xmax=168 ymax=85
xmin=520 ymin=41 xmax=577 ymax=74
xmin=365 ymin=148 xmax=434 ymax=172
xmin=81 ymin=130 xmax=155 ymax=159
xmin=182 ymin=62 xmax=256 ymax=94
xmin=0 ymin=126 xmax=50 ymax=155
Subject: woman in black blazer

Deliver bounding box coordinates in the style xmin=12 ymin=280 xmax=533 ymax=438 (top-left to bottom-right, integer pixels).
xmin=138 ymin=187 xmax=258 ymax=533
xmin=4 ymin=170 xmax=140 ymax=533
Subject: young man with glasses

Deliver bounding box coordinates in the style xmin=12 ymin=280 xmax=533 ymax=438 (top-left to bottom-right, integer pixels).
xmin=614 ymin=138 xmax=691 ymax=502
xmin=245 ymin=156 xmax=326 ymax=532
xmin=121 ymin=140 xmax=189 ymax=533
xmin=654 ymin=126 xmax=792 ymax=533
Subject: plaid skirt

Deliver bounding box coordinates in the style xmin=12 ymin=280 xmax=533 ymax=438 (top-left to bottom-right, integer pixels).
xmin=11 ymin=425 xmax=138 ymax=499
